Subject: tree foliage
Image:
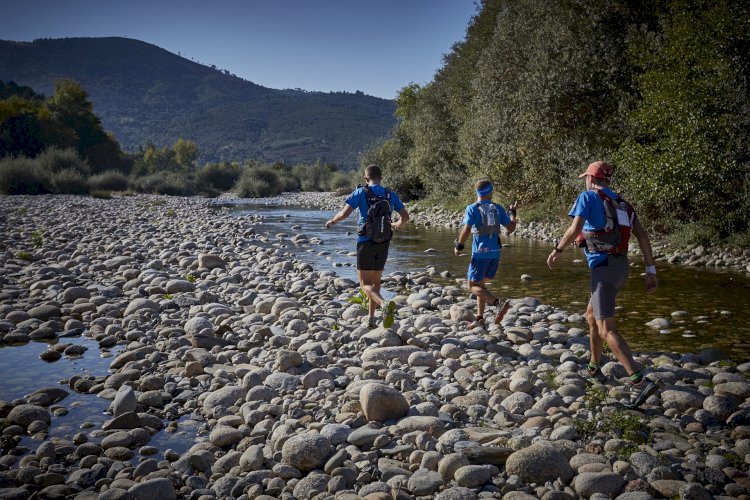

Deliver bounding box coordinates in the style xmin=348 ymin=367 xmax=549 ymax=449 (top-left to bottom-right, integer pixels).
xmin=369 ymin=0 xmax=749 ymax=241
xmin=0 ymin=78 xmax=129 ymax=173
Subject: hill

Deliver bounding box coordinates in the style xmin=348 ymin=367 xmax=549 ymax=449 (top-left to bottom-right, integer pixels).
xmin=0 ymin=37 xmax=396 ymax=167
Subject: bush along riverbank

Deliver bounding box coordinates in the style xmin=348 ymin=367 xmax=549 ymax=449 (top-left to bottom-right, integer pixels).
xmin=215 ymin=191 xmax=750 ymax=274
xmin=0 ymin=194 xmax=749 ymax=499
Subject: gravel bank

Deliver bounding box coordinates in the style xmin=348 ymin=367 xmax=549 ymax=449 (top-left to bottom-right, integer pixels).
xmin=0 ymin=194 xmax=748 ymax=500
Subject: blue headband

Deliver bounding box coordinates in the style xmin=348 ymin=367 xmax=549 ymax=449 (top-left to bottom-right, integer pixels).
xmin=476 ymin=183 xmax=493 ymax=196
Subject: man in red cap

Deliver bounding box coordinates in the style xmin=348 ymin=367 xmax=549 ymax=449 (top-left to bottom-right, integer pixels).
xmin=547 ymin=161 xmax=659 ymax=409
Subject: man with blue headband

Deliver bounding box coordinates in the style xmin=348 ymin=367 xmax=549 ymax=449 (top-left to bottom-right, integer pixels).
xmin=454 ymin=179 xmax=518 ymax=328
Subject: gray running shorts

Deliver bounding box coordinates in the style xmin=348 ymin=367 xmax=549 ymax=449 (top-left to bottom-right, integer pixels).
xmin=590 ymin=255 xmax=629 ymax=320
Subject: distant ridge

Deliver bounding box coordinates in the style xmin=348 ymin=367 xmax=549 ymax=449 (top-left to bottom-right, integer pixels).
xmin=0 ymin=37 xmax=396 ymax=167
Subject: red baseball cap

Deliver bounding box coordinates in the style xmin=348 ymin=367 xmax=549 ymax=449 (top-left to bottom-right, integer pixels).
xmin=578 ymin=161 xmax=613 ymax=179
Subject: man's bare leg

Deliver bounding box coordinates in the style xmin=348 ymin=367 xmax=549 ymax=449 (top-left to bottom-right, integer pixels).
xmin=469 ymin=278 xmax=496 ymax=318
xmin=359 ymin=269 xmax=386 ymax=317
xmin=586 ymin=302 xmax=604 ymax=366
xmin=594 ymin=315 xmax=640 ymax=376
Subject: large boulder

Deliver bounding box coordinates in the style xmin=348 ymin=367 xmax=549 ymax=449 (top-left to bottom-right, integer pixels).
xmin=360 ymin=384 xmax=409 ymax=422
xmin=505 ymin=442 xmax=574 ymax=484
xmin=281 ymin=433 xmax=332 ymax=472
xmin=7 ymin=404 xmax=51 ymax=428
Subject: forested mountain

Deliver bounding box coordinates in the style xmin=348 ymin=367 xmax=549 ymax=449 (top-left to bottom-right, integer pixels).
xmin=0 ymin=37 xmax=396 ymax=168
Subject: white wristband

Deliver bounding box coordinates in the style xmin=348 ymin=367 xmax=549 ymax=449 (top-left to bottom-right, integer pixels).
xmin=645 ymin=265 xmax=656 ymax=275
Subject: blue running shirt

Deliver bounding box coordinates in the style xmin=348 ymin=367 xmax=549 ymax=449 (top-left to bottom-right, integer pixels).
xmin=346 ymin=185 xmax=405 ymax=243
xmin=463 ymin=201 xmax=511 ymax=259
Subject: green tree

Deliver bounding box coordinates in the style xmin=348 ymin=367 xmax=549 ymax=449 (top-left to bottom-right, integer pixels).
xmin=460 ymin=0 xmax=635 ymax=203
xmin=45 ymin=79 xmax=124 ymax=173
xmin=174 ymin=138 xmax=199 ymax=171
xmin=614 ymin=0 xmax=749 ymax=236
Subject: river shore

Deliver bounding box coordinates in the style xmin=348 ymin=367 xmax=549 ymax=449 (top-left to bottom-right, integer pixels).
xmin=216 ymin=191 xmax=750 ymax=275
xmin=1 ymin=194 xmax=749 ymax=500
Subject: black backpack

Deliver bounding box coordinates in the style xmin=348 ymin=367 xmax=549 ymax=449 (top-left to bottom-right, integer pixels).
xmin=357 ymin=186 xmax=393 ymax=243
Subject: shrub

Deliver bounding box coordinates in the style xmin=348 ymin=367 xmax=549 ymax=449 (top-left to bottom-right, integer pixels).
xmin=90 ymin=190 xmax=112 ymax=199
xmin=330 ymin=171 xmax=356 ymax=193
xmin=0 ymin=156 xmax=51 ymax=195
xmin=666 ymin=221 xmax=722 ymax=250
xmin=36 ymin=147 xmax=90 ymax=176
xmin=88 ymin=170 xmax=129 ymax=192
xmin=234 ymin=166 xmax=282 ymax=198
xmin=130 ymin=173 xmax=196 ymax=196
xmin=50 ymin=168 xmax=88 ymax=194
xmin=278 ymin=173 xmax=300 ymax=193
xmin=294 ymin=162 xmax=337 ymax=191
xmin=196 ymin=162 xmax=241 ymax=192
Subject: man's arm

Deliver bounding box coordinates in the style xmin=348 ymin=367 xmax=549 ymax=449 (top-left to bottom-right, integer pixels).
xmin=325 ymin=205 xmax=354 ymax=228
xmin=547 ymin=216 xmax=585 ymax=268
xmin=453 ymin=224 xmax=472 ymax=256
xmin=632 ymin=217 xmax=658 ymax=293
xmin=393 ymin=208 xmax=409 ymax=230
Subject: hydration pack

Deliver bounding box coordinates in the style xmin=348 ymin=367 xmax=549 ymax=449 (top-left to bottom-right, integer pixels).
xmin=472 ymin=202 xmax=503 ymax=236
xmin=358 ymin=186 xmax=393 ymax=243
xmin=575 ymin=189 xmax=635 ymax=254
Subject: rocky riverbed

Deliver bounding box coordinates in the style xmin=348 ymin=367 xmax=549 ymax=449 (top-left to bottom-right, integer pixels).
xmin=217 ymin=191 xmax=750 ymax=274
xmin=1 ymin=194 xmax=749 ymax=500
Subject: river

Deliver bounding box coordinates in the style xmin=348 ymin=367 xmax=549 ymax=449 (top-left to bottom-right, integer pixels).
xmin=231 ymin=203 xmax=750 ymax=360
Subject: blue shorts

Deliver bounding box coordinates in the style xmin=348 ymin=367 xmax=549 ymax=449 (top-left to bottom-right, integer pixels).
xmin=468 ymin=257 xmax=499 ymax=283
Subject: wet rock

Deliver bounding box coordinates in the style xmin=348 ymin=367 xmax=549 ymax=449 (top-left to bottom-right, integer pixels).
xmin=112 ymin=385 xmax=137 ymax=417
xmin=7 ymin=404 xmax=51 ymax=428
xmin=698 ymin=348 xmax=728 ymax=364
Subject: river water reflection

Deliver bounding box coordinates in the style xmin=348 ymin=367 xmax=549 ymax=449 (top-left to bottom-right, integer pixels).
xmin=232 ymin=203 xmax=750 ymax=360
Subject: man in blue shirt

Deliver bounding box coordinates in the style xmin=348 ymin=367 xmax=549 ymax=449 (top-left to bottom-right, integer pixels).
xmin=454 ymin=179 xmax=518 ymax=328
xmin=547 ymin=161 xmax=659 ymax=409
xmin=325 ymin=165 xmax=409 ymax=329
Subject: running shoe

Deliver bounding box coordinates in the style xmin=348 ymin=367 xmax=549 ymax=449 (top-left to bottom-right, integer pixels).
xmin=586 ymin=366 xmax=609 ymax=385
xmin=468 ymin=317 xmax=486 ymax=329
xmin=494 ymin=300 xmax=511 ymax=324
xmin=383 ymin=300 xmax=397 ymax=329
xmin=367 ymin=316 xmax=378 ymax=330
xmin=623 ymin=378 xmax=658 ymax=409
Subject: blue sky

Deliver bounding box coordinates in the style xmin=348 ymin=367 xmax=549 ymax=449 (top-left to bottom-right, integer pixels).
xmin=0 ymin=0 xmax=479 ymax=99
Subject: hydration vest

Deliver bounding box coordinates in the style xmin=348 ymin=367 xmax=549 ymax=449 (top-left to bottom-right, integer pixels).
xmin=575 ymin=189 xmax=635 ymax=255
xmin=471 ymin=202 xmax=503 ymax=236
xmin=357 ymin=186 xmax=393 ymax=243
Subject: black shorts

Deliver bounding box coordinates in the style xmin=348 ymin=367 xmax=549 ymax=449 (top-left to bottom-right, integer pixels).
xmin=356 ymin=240 xmax=390 ymax=271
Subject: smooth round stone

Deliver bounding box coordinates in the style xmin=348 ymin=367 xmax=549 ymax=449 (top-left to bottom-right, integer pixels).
xmin=454 ymin=465 xmax=494 ymax=487
xmin=104 ymin=446 xmax=134 ymax=461
xmin=281 ymin=433 xmax=332 ymax=472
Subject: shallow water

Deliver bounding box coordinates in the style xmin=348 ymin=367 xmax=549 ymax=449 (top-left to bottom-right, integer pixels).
xmin=233 ymin=203 xmax=750 ymax=360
